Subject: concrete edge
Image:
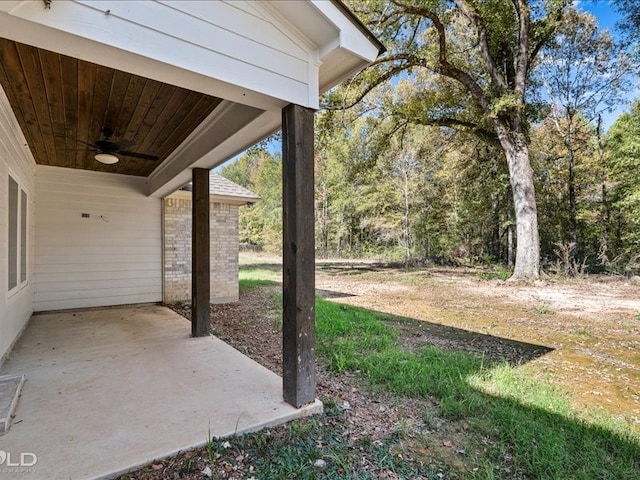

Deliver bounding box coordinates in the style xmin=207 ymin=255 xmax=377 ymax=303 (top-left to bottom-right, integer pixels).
xmin=95 ymin=399 xmax=323 ymax=480
xmin=0 ymin=373 xmax=26 ymax=435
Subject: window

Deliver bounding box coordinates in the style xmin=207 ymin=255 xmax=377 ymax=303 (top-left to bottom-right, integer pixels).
xmin=8 ymin=175 xmax=27 ymax=293
xmin=20 ymin=189 xmax=27 ymax=283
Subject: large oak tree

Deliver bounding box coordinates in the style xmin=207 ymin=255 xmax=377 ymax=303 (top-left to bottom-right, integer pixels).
xmin=337 ymin=0 xmax=571 ymax=279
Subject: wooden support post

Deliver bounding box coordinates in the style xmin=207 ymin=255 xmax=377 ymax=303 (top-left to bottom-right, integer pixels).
xmin=192 ymin=168 xmax=210 ymax=337
xmin=282 ymin=103 xmax=316 ymax=407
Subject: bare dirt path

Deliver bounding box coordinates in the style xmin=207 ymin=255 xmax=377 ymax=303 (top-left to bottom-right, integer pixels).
xmin=311 ymin=259 xmax=640 ymax=429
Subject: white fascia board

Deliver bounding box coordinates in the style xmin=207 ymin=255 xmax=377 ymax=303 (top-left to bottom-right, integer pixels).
xmin=0 ymin=1 xmax=315 ymax=109
xmin=311 ymin=1 xmax=381 ymax=64
xmin=269 ymin=0 xmax=380 ymax=93
xmin=168 ymin=190 xmax=258 ymax=205
xmin=149 ymin=108 xmax=281 ymax=198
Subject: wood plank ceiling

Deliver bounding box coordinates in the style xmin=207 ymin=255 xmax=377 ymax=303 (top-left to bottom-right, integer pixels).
xmin=0 ymin=38 xmax=222 ymax=177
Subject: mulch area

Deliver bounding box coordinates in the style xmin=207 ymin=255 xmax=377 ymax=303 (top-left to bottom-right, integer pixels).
xmin=168 ymin=286 xmax=428 ymax=444
xmin=117 ymin=281 xmax=548 ymax=479
xmin=122 ymin=286 xmax=432 ymax=480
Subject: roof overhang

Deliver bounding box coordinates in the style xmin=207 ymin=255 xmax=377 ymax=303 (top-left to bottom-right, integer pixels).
xmin=0 ymin=0 xmax=382 ymax=197
xmin=169 ymin=189 xmax=258 ymax=206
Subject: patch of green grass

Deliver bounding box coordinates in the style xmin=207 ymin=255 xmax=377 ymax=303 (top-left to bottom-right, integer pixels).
xmin=315 ymin=297 xmax=640 ymax=479
xmin=534 ymin=303 xmax=555 ymax=315
xmin=204 ymin=405 xmax=433 ymax=479
xmin=235 ymin=271 xmax=640 ymax=479
xmin=239 ymin=278 xmax=277 ymax=293
xmin=635 ymin=312 xmax=640 ymax=321
xmin=574 ymin=327 xmax=593 ymax=336
xmin=239 ymin=266 xmax=280 ymax=283
xmin=477 ymin=266 xmax=513 ymax=281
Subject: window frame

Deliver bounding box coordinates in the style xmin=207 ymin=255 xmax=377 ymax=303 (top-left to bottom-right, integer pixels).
xmin=7 ymin=173 xmax=28 ymax=297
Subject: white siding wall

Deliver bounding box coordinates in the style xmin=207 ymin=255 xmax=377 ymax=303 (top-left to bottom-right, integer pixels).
xmin=34 ymin=166 xmax=162 ymax=312
xmin=0 ymin=87 xmax=35 ymax=363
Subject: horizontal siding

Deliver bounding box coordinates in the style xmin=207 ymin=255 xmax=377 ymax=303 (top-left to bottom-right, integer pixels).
xmin=120 ymin=0 xmax=309 ymax=76
xmin=34 ymin=166 xmax=162 ymax=311
xmin=4 ymin=0 xmax=314 ymax=107
xmin=34 ymin=294 xmax=161 ymax=312
xmin=0 ymin=85 xmax=36 ymax=361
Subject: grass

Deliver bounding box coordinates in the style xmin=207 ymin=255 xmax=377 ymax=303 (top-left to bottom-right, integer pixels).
xmin=314 ymin=297 xmax=640 ymax=479
xmin=477 ymin=265 xmax=513 ymax=281
xmin=202 ymin=407 xmax=434 ymax=479
xmin=205 ymin=273 xmax=640 ymax=479
xmin=533 ymin=304 xmax=555 ymax=315
xmin=238 ymin=266 xmax=280 ymax=293
xmin=239 ymin=264 xmax=281 ymax=282
xmin=574 ymin=327 xmax=593 ymax=336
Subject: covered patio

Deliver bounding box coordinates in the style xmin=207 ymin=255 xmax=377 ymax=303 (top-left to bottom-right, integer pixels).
xmin=0 ymin=1 xmax=382 ymax=477
xmin=0 ymin=304 xmax=321 ymax=479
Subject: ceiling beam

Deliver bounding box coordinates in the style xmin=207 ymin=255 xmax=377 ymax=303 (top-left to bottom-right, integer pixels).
xmin=147 ymin=103 xmax=280 ymax=198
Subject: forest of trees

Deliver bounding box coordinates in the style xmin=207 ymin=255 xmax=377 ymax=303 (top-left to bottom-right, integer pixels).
xmin=221 ymin=1 xmax=640 ymax=277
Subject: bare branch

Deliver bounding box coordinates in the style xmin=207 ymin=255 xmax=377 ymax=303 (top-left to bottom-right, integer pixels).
xmin=325 ymin=54 xmax=426 ymax=111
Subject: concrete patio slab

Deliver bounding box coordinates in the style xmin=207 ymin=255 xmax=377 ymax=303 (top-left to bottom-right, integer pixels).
xmin=0 ymin=305 xmax=321 ymax=479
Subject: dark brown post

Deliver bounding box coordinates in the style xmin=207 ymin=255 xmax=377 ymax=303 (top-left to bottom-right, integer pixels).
xmin=192 ymin=168 xmax=210 ymax=337
xmin=282 ymin=103 xmax=316 ymax=407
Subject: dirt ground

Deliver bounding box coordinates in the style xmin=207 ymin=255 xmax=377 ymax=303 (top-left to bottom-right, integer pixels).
xmin=241 ymin=254 xmax=640 ymax=429
xmin=313 ymin=259 xmax=640 ymax=428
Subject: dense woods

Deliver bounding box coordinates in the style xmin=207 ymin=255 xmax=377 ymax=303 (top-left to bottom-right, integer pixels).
xmin=222 ymin=1 xmax=640 ymax=276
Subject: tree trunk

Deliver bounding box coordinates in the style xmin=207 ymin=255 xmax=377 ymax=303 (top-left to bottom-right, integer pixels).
xmin=498 ymin=131 xmax=540 ymax=279
xmin=566 ymin=116 xmax=577 ymax=258
xmin=507 ymin=224 xmax=514 ymax=268
xmin=402 ymin=168 xmax=411 ymax=266
xmin=490 ymin=156 xmax=500 ymax=261
xmin=596 ymin=115 xmax=610 ymax=247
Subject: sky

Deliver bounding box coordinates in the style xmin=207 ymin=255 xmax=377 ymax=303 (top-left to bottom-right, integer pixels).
xmin=581 ymin=1 xmax=621 ymax=31
xmin=579 ymin=1 xmax=639 ymax=127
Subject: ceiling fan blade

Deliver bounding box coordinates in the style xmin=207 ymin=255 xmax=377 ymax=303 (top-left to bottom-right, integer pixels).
xmin=117 ymin=150 xmax=160 ymax=161
xmin=116 ymin=139 xmax=135 ymax=150
xmin=55 ymin=134 xmax=97 ymax=148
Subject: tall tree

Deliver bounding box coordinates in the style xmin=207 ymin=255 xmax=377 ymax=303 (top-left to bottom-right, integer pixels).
xmin=539 ymin=8 xmax=633 ymax=258
xmin=337 ymin=0 xmax=571 ymax=279
xmin=220 ymin=150 xmax=282 ymax=251
xmin=606 ymin=101 xmax=640 ymax=271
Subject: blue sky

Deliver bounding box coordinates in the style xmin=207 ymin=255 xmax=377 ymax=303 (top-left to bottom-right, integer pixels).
xmin=579 ymin=1 xmax=639 ymax=127
xmin=581 ymin=1 xmax=621 ymax=31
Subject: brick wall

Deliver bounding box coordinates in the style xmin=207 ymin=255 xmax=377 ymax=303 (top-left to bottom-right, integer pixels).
xmin=163 ymin=196 xmax=240 ymax=303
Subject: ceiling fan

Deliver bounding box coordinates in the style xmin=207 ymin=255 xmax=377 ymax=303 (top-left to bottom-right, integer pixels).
xmin=59 ymin=128 xmax=159 ymax=164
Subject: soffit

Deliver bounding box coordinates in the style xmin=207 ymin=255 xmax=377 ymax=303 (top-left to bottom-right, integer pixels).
xmin=0 ymin=38 xmax=222 ymax=177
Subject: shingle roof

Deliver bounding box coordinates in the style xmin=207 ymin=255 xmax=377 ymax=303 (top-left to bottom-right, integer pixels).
xmin=208 ymin=172 xmax=260 ymax=203
xmin=179 ymin=172 xmax=260 ymax=203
